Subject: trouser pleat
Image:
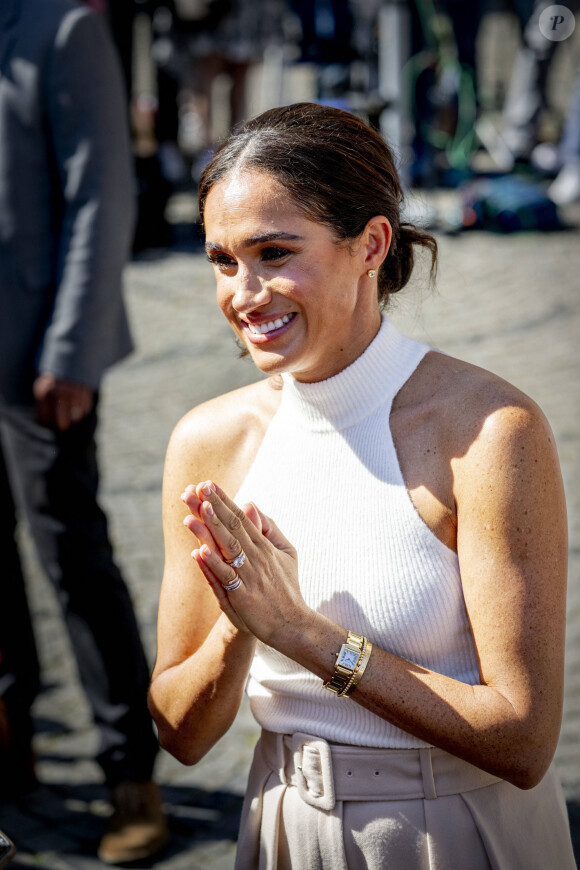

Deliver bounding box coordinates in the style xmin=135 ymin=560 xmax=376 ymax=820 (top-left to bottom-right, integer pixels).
xmin=235 ymin=731 xmax=576 ymax=870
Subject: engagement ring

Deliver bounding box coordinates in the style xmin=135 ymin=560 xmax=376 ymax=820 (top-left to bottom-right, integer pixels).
xmin=226 ymin=549 xmax=246 ymax=570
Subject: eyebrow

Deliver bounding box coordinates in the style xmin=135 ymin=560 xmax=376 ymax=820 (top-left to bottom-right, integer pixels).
xmin=205 ymin=232 xmax=304 ymax=252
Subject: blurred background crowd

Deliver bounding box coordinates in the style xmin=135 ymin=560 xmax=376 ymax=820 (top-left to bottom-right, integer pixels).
xmin=85 ymin=0 xmax=580 ymax=249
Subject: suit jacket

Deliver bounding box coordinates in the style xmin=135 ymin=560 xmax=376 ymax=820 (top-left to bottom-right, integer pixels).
xmin=0 ymin=0 xmax=134 ymax=405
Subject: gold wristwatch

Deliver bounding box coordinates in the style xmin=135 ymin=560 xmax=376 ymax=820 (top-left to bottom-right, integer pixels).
xmin=323 ymin=631 xmax=373 ymax=698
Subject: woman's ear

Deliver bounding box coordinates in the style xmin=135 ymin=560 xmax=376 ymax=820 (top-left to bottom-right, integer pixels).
xmin=363 ymin=216 xmax=392 ymax=271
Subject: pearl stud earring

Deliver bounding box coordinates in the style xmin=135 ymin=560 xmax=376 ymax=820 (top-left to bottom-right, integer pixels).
xmin=367 ymin=269 xmax=376 ymax=278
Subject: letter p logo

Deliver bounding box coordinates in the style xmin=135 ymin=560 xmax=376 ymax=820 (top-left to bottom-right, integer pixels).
xmin=539 ymin=5 xmax=576 ymax=40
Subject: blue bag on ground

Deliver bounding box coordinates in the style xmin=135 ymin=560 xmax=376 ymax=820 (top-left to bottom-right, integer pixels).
xmin=460 ymin=175 xmax=561 ymax=232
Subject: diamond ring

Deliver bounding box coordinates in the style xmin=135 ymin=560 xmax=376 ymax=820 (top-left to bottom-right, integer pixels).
xmin=226 ymin=549 xmax=246 ymax=570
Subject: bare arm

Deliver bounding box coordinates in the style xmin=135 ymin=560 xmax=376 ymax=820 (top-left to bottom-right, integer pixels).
xmin=364 ymin=402 xmax=568 ymax=787
xmin=148 ymin=383 xmax=275 ymax=764
xmin=185 ymin=397 xmax=567 ymax=788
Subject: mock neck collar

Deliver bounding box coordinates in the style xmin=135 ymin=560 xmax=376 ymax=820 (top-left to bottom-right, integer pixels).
xmin=280 ymin=316 xmax=427 ymax=431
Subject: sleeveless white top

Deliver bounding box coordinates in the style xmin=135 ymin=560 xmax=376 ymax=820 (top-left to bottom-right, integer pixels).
xmin=236 ymin=316 xmax=480 ymax=748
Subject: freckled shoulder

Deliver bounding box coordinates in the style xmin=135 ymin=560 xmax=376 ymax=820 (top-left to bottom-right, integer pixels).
xmin=391 ymin=350 xmax=558 ymax=549
xmin=395 ymin=349 xmax=551 ymax=450
xmin=433 ymin=354 xmax=561 ymax=508
xmin=164 ymin=376 xmax=283 ymax=500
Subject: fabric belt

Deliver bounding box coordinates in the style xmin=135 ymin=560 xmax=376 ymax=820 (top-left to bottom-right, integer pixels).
xmin=260 ymin=730 xmax=502 ymax=811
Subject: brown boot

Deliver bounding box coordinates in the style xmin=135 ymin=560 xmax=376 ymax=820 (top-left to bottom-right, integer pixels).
xmin=98 ymin=780 xmax=168 ymax=864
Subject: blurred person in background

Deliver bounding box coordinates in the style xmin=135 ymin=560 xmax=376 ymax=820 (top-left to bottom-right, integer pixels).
xmin=84 ymin=0 xmax=177 ymax=250
xmin=288 ymin=0 xmax=357 ymax=101
xmin=155 ymin=0 xmax=287 ymax=179
xmin=548 ymin=59 xmax=580 ymax=203
xmin=500 ymin=0 xmax=579 ymax=167
xmin=0 ymin=0 xmax=167 ymax=862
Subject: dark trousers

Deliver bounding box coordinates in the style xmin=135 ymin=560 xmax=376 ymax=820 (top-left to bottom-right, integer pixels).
xmin=0 ymin=443 xmax=39 ymax=768
xmin=0 ymin=400 xmax=158 ymax=786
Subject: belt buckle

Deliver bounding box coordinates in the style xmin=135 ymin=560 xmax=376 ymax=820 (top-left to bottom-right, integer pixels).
xmin=291 ymin=732 xmax=336 ymax=811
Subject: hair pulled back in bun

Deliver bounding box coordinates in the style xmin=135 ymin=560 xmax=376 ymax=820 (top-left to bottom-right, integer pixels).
xmin=198 ymin=102 xmax=437 ymax=306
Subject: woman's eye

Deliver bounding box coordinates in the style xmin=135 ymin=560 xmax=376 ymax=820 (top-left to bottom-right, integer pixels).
xmin=261 ymin=247 xmax=291 ymax=262
xmin=206 ymin=253 xmax=235 ymax=268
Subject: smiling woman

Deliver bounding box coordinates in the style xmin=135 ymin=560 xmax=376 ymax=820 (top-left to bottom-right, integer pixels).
xmin=202 ymin=168 xmax=390 ymax=382
xmin=148 ymin=103 xmax=575 ymax=870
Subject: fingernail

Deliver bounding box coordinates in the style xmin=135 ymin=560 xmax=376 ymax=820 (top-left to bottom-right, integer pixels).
xmin=201 ymin=482 xmax=214 ymax=497
xmin=204 ymin=501 xmax=214 ymax=517
xmin=201 ymin=544 xmax=212 ymax=557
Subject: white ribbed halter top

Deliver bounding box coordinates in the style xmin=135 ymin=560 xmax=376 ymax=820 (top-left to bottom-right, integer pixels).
xmin=236 ymin=315 xmax=480 ymax=748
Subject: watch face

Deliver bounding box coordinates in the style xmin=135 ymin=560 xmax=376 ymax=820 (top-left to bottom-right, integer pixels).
xmin=337 ymin=646 xmax=359 ymax=670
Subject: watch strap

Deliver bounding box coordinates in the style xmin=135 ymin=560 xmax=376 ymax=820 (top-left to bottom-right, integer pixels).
xmin=323 ymin=631 xmax=371 ymax=697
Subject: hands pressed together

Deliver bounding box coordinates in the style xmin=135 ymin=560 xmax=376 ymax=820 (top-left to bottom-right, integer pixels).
xmin=181 ymin=481 xmax=310 ymax=647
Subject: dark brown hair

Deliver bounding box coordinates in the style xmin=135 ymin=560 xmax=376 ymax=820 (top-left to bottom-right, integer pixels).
xmin=198 ymin=102 xmax=437 ymax=306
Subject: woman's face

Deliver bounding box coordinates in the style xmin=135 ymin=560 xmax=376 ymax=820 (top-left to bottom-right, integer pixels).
xmin=203 ymin=169 xmax=382 ymax=383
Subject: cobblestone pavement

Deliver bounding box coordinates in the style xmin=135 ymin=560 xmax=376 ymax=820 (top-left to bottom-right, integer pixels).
xmin=1 ymin=195 xmax=579 ymax=868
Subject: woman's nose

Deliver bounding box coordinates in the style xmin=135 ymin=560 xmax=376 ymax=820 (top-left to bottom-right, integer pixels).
xmin=232 ymin=269 xmax=272 ymax=313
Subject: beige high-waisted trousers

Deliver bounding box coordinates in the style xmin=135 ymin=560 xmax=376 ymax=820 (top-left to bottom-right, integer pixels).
xmin=234 ymin=730 xmax=576 ymax=870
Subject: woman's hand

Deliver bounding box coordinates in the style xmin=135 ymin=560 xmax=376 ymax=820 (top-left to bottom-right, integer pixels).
xmin=181 ymin=481 xmax=311 ymax=647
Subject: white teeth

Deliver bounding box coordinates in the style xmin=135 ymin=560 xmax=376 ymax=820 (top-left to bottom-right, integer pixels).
xmin=247 ymin=313 xmax=293 ymax=335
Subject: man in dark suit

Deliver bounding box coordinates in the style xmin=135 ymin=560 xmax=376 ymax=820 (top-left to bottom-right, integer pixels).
xmin=0 ymin=0 xmax=167 ymax=862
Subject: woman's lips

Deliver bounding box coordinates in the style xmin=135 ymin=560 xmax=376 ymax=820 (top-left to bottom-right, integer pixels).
xmin=242 ymin=312 xmax=296 ymax=343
